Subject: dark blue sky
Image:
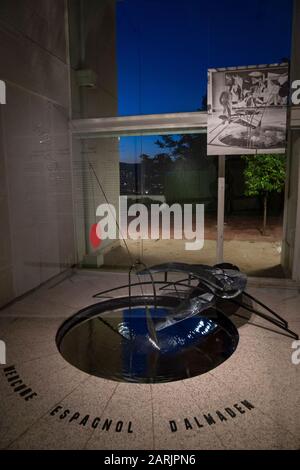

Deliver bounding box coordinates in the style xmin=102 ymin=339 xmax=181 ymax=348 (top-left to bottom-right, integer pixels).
xmin=116 ymin=0 xmax=293 ymax=161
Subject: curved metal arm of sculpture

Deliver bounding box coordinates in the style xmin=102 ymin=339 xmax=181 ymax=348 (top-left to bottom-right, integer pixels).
xmin=154 ymin=292 xmax=216 ymax=331
xmin=137 ymin=262 xmax=247 ymax=299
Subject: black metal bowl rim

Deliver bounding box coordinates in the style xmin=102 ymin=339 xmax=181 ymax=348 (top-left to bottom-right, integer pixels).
xmin=55 ymin=295 xmax=239 ymax=352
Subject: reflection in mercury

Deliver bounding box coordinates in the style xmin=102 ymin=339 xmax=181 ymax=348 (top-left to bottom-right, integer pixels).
xmin=58 ymin=302 xmax=239 ymax=384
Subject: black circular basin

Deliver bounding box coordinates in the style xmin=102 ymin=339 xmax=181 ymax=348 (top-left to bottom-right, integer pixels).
xmin=56 ymin=296 xmax=239 ymax=384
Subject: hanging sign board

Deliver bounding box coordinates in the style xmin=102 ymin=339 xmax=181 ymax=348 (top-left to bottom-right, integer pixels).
xmin=207 ymin=64 xmax=289 ymax=155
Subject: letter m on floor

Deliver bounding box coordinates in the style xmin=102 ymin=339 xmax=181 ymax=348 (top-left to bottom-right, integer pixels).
xmin=0 ymin=340 xmax=6 ymax=364
xmin=0 ymin=80 xmax=6 ymax=104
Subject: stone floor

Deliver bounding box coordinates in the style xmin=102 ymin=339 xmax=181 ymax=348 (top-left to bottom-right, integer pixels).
xmin=0 ymin=270 xmax=299 ymax=450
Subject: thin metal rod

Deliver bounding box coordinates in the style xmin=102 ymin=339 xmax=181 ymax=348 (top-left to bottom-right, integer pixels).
xmin=128 ymin=262 xmax=157 ymax=312
xmin=88 ymin=160 xmax=147 ymax=302
xmin=232 ymin=298 xmax=283 ymax=327
xmin=217 ymin=155 xmax=225 ymax=263
xmin=97 ymin=317 xmax=130 ymax=342
xmin=243 ymin=291 xmax=288 ymax=327
xmin=160 ymin=277 xmax=196 ymax=291
xmin=93 ymin=280 xmax=199 ymax=299
xmin=88 ymin=160 xmax=134 ymax=265
xmin=128 ymin=264 xmax=134 ymax=313
xmin=137 ymin=261 xmax=157 ymax=311
xmin=231 ymin=298 xmax=299 ymax=340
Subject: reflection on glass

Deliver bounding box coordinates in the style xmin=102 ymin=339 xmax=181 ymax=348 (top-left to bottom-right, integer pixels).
xmin=73 ymin=134 xmax=217 ymax=269
xmin=58 ymin=305 xmax=238 ymax=383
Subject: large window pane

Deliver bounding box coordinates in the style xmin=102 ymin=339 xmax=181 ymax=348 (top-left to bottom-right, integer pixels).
xmin=73 ymin=132 xmax=217 ymax=269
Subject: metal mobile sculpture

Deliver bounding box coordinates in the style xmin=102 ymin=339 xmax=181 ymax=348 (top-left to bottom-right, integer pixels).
xmin=91 ymin=261 xmax=298 ymax=342
xmin=56 ymin=160 xmax=298 ymax=383
xmin=56 ymin=261 xmax=298 ymax=383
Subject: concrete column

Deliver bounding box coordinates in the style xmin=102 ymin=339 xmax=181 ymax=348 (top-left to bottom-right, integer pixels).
xmin=0 ymin=0 xmax=75 ymax=304
xmin=281 ymin=0 xmax=300 ymax=280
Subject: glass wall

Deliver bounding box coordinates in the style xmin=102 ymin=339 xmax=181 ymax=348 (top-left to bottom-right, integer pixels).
xmin=73 ymin=132 xmax=217 ymax=269
xmin=223 ymin=155 xmax=286 ymax=277
xmin=69 ymin=0 xmax=293 ymax=278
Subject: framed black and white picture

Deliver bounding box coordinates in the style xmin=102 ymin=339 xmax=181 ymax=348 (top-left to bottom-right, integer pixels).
xmin=207 ymin=64 xmax=289 ymax=155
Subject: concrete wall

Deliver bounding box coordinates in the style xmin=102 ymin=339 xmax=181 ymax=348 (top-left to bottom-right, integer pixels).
xmin=282 ymin=0 xmax=300 ymax=280
xmin=69 ymin=0 xmax=118 ymax=119
xmin=0 ymin=1 xmax=75 ymax=305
